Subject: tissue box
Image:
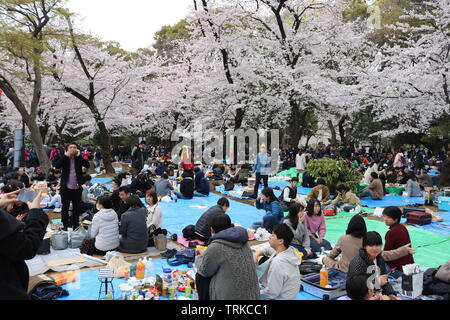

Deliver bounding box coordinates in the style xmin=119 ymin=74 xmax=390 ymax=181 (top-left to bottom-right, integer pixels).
xmin=401 ymin=271 xmax=424 ymax=299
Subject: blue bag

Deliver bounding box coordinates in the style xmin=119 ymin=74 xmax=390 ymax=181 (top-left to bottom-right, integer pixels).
xmin=167 ymin=249 xmax=195 ymax=267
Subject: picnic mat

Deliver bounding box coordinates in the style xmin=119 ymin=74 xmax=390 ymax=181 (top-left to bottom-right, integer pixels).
xmin=360 ymin=194 xmax=424 ymax=208
xmin=275 ymin=168 xmax=299 ymax=178
xmin=324 ymin=215 xmax=450 ymax=268
xmin=91 ymin=177 xmax=114 ymax=185
xmin=152 ymin=193 xmax=266 ymax=236
xmin=57 ymin=258 xmax=192 ymax=300
xmin=57 ymin=256 xmax=320 ymax=301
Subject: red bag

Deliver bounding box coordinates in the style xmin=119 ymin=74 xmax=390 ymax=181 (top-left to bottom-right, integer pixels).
xmin=406 ymin=211 xmax=432 ymax=225
xmin=324 ymin=209 xmax=336 ymax=216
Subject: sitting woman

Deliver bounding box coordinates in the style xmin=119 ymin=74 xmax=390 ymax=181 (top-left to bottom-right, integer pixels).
xmin=305 ymin=199 xmax=333 ymax=253
xmin=89 ymin=196 xmax=120 ymax=256
xmin=323 ymin=215 xmax=415 ymax=273
xmin=118 ymin=195 xmax=149 ymax=254
xmin=358 ymin=172 xmax=384 ymax=200
xmin=347 ymin=231 xmax=399 ymax=299
xmin=332 ymin=184 xmax=360 ymax=212
xmin=145 ymin=189 xmax=163 ymax=246
xmin=194 ymin=167 xmax=210 ymax=197
xmin=307 ymin=178 xmax=330 ymax=205
xmin=405 ymin=173 xmax=422 ymax=197
xmin=252 ymin=187 xmax=284 ymax=233
xmin=283 ymin=202 xmax=313 ymax=258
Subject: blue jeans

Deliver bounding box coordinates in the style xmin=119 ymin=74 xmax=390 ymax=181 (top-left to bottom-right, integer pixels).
xmin=359 ymin=189 xmax=373 ymax=199
xmin=194 ymin=191 xmax=208 ymax=197
xmin=254 ymin=172 xmax=268 ymax=196
xmin=174 ymin=191 xmax=192 ymax=200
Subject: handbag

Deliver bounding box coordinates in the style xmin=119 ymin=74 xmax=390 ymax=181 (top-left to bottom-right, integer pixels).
xmin=51 ymin=231 xmax=68 ymax=250
xmin=37 ymin=238 xmax=51 ymax=255
xmin=224 ymin=181 xmax=234 ymax=191
xmin=69 ymin=226 xmax=89 ymax=248
xmin=154 ymin=234 xmax=167 ymax=251
xmin=167 ymin=249 xmax=195 ymax=266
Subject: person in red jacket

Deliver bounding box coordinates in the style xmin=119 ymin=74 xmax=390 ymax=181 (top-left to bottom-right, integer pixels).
xmin=382 ymin=206 xmax=415 ymax=277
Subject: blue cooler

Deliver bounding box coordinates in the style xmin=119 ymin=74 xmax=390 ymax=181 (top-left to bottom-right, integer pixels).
xmin=437 ymin=197 xmax=450 ymax=211
xmin=300 ymin=268 xmax=347 ymax=300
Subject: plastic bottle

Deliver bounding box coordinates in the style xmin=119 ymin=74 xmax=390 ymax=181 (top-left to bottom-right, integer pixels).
xmin=320 ymin=265 xmax=329 ymax=287
xmin=145 ymin=258 xmax=154 ymax=279
xmin=163 ymin=268 xmax=172 ymax=285
xmin=185 ymin=284 xmax=192 ymax=299
xmin=135 ymin=259 xmax=145 ymax=280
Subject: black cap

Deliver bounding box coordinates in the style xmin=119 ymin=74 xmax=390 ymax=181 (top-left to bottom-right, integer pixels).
xmin=291 ymin=177 xmax=299 ymax=182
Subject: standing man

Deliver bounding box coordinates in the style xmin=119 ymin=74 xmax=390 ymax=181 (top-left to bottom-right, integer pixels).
xmin=55 ymin=143 xmax=90 ymax=231
xmin=252 ymin=144 xmax=271 ymax=199
xmin=131 ymin=141 xmax=146 ymax=176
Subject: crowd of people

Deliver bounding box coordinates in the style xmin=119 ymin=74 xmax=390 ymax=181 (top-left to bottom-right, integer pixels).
xmin=0 ymin=139 xmax=449 ymax=301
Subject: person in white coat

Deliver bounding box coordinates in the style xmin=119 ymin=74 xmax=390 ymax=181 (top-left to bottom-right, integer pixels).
xmin=145 ymin=189 xmax=163 ymax=231
xmin=253 ymin=224 xmax=301 ymax=300
xmin=296 ymin=150 xmax=307 ymax=176
xmin=90 ymin=195 xmax=120 ymax=256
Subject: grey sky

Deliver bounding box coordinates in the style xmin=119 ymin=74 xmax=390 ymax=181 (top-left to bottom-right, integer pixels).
xmin=66 ymin=0 xmax=192 ymax=52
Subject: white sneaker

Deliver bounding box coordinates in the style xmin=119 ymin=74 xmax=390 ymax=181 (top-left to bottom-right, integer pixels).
xmin=53 ymin=208 xmax=62 ymax=213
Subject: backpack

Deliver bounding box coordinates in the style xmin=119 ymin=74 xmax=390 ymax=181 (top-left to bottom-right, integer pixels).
xmin=182 ymin=225 xmax=196 ymax=240
xmin=224 ymin=181 xmax=234 ymax=191
xmin=167 ymin=249 xmax=195 ymax=266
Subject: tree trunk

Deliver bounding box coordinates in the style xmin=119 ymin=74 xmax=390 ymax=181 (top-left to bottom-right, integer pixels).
xmin=338 ymin=116 xmax=348 ymax=145
xmin=288 ymin=100 xmax=302 ymax=148
xmin=24 ymin=116 xmax=52 ymax=173
xmin=328 ymin=120 xmax=338 ymax=146
xmin=97 ymin=120 xmax=115 ymax=174
xmin=234 ymin=108 xmax=246 ymax=130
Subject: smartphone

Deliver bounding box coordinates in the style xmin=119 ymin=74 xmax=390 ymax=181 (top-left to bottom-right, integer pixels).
xmin=17 ymin=189 xmax=39 ymax=203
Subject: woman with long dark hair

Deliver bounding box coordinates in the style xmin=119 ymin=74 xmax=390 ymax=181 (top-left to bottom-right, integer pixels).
xmin=283 ymin=202 xmax=313 ymax=258
xmin=252 ymin=187 xmax=283 ymax=233
xmin=305 ymin=199 xmax=332 ymax=253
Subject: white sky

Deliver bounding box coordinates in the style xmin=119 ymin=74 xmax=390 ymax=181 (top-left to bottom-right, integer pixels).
xmin=66 ymin=0 xmax=193 ymax=52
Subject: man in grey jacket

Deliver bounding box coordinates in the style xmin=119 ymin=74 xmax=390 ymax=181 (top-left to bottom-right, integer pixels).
xmin=253 ymin=224 xmax=301 ymax=300
xmin=154 ymin=174 xmax=174 ymax=197
xmin=195 ymin=213 xmax=260 ymax=300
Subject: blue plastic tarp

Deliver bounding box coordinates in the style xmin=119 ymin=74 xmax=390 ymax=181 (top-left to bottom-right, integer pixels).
xmin=361 ymin=194 xmax=425 ymax=208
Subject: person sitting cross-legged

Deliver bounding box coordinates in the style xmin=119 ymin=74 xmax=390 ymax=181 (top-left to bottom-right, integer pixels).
xmin=253 ymin=224 xmax=301 ymax=300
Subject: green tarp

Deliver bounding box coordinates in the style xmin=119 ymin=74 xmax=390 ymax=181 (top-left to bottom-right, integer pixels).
xmin=323 ymin=213 xmax=450 ymax=268
xmin=275 ymin=168 xmax=300 ymax=178
xmin=357 ymin=184 xmax=405 ymax=196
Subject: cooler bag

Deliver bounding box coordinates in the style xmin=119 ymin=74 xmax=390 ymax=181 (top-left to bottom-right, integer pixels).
xmin=300 ymin=268 xmax=347 ymax=300
xmin=406 ymin=211 xmax=432 ymax=226
xmin=437 ymin=197 xmax=450 ymax=211
xmin=402 ymin=207 xmax=425 ymax=218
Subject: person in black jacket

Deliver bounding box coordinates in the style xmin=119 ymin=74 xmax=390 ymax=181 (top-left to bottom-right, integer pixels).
xmin=17 ymin=168 xmax=30 ymax=188
xmin=54 ymin=143 xmax=90 ymax=230
xmin=347 ymin=231 xmax=399 ymax=299
xmin=131 ymin=141 xmax=146 ymax=175
xmin=0 ymin=191 xmax=48 ymax=300
xmin=174 ymin=170 xmax=194 ymax=200
xmin=194 ymin=197 xmax=230 ymax=241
